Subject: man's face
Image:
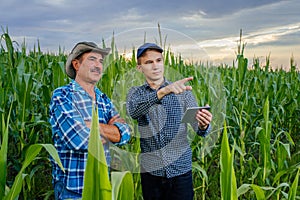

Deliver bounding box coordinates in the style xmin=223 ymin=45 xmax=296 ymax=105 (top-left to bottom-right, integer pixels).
xmin=73 ymin=51 xmax=104 ymax=85
xmin=138 ymin=50 xmax=164 ymax=84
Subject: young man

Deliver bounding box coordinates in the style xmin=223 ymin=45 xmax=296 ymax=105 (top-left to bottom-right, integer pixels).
xmin=49 ymin=42 xmax=130 ymax=199
xmin=126 ymin=43 xmax=212 ymax=200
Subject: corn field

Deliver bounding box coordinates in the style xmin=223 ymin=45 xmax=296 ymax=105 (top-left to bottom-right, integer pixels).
xmin=0 ymin=28 xmax=299 ymax=200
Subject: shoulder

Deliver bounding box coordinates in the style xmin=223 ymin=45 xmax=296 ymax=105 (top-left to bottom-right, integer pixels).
xmin=129 ymin=85 xmax=143 ymax=92
xmin=95 ymin=88 xmax=111 ymax=102
xmin=126 ymin=85 xmax=146 ymax=100
xmin=52 ymin=84 xmax=70 ymax=95
xmin=129 ymin=85 xmax=146 ymax=93
xmin=51 ymin=83 xmax=73 ymax=100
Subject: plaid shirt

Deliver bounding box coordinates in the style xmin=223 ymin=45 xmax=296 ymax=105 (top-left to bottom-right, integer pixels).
xmin=49 ymin=80 xmax=130 ymax=195
xmin=126 ymin=79 xmax=211 ymax=178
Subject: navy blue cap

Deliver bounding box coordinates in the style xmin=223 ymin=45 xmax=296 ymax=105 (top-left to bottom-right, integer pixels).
xmin=137 ymin=43 xmax=163 ymax=59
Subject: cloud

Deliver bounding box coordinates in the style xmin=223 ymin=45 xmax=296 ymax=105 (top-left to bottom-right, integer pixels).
xmin=0 ymin=0 xmax=299 ymax=68
xmin=196 ymin=22 xmax=300 ymax=49
xmin=246 ymin=24 xmax=300 ymax=45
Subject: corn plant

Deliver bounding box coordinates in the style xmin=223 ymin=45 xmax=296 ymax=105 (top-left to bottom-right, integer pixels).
xmin=82 ymin=105 xmax=134 ymax=200
xmin=1 ymin=30 xmax=67 ymax=199
xmin=220 ymin=122 xmax=238 ymax=200
xmin=1 ymin=27 xmax=299 ymax=199
xmin=0 ymin=104 xmax=12 ymax=199
xmin=0 ymin=101 xmax=64 ymax=200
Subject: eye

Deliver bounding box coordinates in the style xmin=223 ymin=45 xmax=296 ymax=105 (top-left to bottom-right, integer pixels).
xmin=88 ymin=57 xmax=96 ymax=61
xmin=145 ymin=60 xmax=153 ymax=64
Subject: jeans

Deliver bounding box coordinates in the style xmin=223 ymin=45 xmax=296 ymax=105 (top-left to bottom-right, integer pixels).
xmin=54 ymin=181 xmax=82 ymax=200
xmin=141 ymin=170 xmax=194 ymax=200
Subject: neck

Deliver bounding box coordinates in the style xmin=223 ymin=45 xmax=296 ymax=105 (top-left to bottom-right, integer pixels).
xmin=148 ymin=78 xmax=164 ymax=90
xmin=75 ymin=79 xmax=96 ymax=99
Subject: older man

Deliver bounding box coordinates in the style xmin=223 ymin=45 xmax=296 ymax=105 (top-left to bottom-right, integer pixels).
xmin=49 ymin=42 xmax=130 ymax=199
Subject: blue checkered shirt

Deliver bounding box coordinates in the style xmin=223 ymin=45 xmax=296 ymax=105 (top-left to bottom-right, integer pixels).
xmin=49 ymin=80 xmax=130 ymax=195
xmin=126 ymin=79 xmax=211 ymax=178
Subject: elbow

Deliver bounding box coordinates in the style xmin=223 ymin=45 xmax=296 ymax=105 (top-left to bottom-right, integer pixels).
xmin=113 ymin=123 xmax=131 ymax=146
xmin=127 ymin=108 xmax=139 ymax=120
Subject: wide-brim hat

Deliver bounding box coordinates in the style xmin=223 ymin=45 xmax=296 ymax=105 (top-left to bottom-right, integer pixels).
xmin=137 ymin=43 xmax=163 ymax=59
xmin=65 ymin=41 xmax=111 ymax=79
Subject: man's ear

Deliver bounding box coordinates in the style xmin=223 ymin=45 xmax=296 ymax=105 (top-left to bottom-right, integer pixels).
xmin=72 ymin=60 xmax=79 ymax=71
xmin=136 ymin=65 xmax=143 ymax=73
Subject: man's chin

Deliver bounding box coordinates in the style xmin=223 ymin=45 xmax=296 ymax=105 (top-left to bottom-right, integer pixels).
xmin=90 ymin=77 xmax=101 ymax=85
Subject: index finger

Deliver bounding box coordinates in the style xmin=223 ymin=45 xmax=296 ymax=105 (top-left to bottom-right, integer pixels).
xmin=180 ymin=76 xmax=193 ymax=84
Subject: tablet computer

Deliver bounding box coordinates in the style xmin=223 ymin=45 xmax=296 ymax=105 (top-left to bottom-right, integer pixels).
xmin=181 ymin=106 xmax=210 ymax=123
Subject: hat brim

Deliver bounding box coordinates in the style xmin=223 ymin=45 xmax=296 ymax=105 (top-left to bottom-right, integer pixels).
xmin=65 ymin=42 xmax=110 ymax=79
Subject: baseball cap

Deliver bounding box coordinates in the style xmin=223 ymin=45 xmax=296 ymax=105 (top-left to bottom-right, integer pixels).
xmin=137 ymin=43 xmax=163 ymax=59
xmin=65 ymin=41 xmax=111 ymax=79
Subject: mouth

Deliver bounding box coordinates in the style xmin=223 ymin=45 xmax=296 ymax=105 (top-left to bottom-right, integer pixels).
xmin=90 ymin=68 xmax=101 ymax=74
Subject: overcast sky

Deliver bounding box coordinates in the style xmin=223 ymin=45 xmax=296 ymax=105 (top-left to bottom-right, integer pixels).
xmin=1 ymin=0 xmax=299 ymax=69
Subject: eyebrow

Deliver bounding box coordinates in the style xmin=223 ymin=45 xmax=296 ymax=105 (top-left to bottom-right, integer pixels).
xmin=88 ymin=55 xmax=103 ymax=60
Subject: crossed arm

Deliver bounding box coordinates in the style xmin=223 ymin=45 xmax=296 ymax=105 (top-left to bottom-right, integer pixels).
xmin=84 ymin=114 xmax=125 ymax=143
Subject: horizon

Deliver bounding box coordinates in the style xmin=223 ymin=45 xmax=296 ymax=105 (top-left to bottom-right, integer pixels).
xmin=1 ymin=0 xmax=299 ymax=70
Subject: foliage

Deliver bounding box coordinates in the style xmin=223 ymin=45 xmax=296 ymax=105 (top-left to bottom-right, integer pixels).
xmin=220 ymin=122 xmax=238 ymax=200
xmin=0 ymin=28 xmax=299 ymax=199
xmin=82 ymin=106 xmax=112 ymax=199
xmin=82 ymin=105 xmax=134 ymax=200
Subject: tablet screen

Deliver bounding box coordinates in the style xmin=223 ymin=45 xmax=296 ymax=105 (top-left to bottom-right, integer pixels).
xmin=181 ymin=106 xmax=210 ymax=123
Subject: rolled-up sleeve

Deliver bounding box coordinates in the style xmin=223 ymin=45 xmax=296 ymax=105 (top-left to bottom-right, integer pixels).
xmin=112 ymin=122 xmax=131 ymax=145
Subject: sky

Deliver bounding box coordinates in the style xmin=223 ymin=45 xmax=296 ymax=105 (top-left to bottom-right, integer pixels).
xmin=1 ymin=0 xmax=300 ymax=70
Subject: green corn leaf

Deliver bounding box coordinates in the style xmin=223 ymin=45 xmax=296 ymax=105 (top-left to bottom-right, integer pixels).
xmin=288 ymin=169 xmax=299 ymax=200
xmin=257 ymin=96 xmax=272 ymax=183
xmin=234 ymin=181 xmax=267 ymax=199
xmin=231 ymin=148 xmax=238 ymax=199
xmin=4 ymin=144 xmax=64 ymax=200
xmin=251 ymin=184 xmax=266 ymax=200
xmin=111 ymin=171 xmax=134 ymax=200
xmin=2 ymin=33 xmax=15 ymax=68
xmin=220 ymin=121 xmax=238 ymax=200
xmin=0 ymin=104 xmax=12 ymax=199
xmin=192 ymin=162 xmax=208 ymax=184
xmin=82 ymin=105 xmax=112 ymax=200
xmin=220 ymin=121 xmax=231 ymax=200
xmin=237 ymin=184 xmax=251 ymax=197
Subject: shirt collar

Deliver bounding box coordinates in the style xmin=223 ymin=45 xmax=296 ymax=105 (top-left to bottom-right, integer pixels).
xmin=71 ymin=80 xmax=104 ymax=98
xmin=144 ymin=77 xmax=171 ymax=90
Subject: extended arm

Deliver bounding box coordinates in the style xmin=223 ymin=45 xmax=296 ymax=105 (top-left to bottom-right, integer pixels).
xmin=126 ymin=87 xmax=160 ymax=119
xmin=157 ymin=77 xmax=193 ymax=99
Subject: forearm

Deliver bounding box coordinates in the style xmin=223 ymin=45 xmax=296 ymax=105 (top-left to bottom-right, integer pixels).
xmin=85 ymin=121 xmax=121 ymax=143
xmin=99 ymin=123 xmax=121 ymax=143
xmin=157 ymin=77 xmax=193 ymax=99
xmin=156 ymin=87 xmax=170 ymax=99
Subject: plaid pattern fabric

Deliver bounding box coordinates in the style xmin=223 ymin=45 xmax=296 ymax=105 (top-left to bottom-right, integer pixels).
xmin=49 ymin=80 xmax=130 ymax=195
xmin=127 ymin=79 xmax=211 ymax=178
